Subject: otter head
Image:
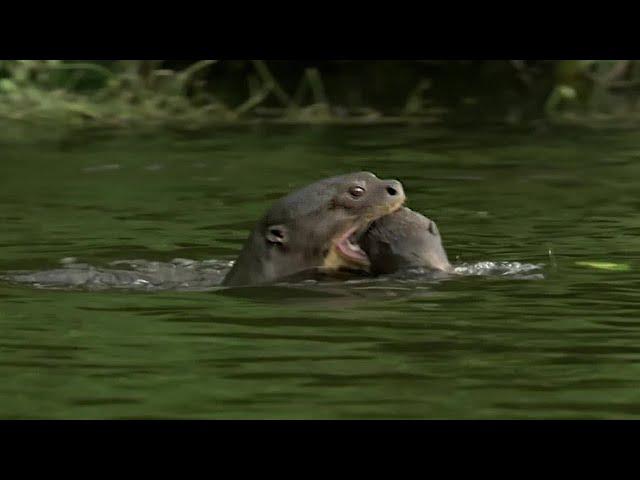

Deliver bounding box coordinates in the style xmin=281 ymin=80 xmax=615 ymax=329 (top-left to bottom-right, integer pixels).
xmin=357 ymin=207 xmax=452 ymax=275
xmin=222 ymin=172 xmax=405 ymax=286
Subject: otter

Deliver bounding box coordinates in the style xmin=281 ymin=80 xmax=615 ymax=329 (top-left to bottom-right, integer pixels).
xmin=357 ymin=207 xmax=452 ymax=275
xmin=221 ymin=172 xmax=405 ymax=286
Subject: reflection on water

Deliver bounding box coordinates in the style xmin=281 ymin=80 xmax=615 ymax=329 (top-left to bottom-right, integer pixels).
xmin=1 ymin=125 xmax=639 ymax=419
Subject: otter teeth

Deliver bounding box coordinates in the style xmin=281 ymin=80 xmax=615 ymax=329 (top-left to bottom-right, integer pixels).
xmin=346 ymin=240 xmax=363 ymax=252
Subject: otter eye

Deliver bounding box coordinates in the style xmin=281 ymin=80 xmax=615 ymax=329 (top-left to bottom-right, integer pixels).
xmin=349 ymin=186 xmax=365 ymax=198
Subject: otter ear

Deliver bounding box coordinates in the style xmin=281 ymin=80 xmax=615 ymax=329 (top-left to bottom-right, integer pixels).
xmin=265 ymin=224 xmax=289 ymax=245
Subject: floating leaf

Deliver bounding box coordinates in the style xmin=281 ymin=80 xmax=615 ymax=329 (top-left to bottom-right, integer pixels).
xmin=575 ymin=261 xmax=631 ymax=271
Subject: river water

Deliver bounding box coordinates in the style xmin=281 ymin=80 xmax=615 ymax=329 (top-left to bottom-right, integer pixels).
xmin=1 ymin=124 xmax=639 ymax=419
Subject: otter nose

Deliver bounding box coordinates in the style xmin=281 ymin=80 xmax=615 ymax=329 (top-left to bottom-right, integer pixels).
xmin=384 ymin=180 xmax=404 ymax=199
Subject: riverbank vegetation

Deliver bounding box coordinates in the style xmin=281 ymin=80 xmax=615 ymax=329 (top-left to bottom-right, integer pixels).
xmin=2 ymin=60 xmax=640 ymax=137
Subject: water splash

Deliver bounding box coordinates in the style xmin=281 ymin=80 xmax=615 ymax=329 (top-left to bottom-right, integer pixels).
xmin=453 ymin=261 xmax=545 ymax=279
xmin=1 ymin=258 xmax=545 ymax=292
xmin=1 ymin=258 xmax=233 ymax=291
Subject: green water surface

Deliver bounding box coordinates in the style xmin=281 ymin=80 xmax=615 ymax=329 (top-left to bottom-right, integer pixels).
xmin=1 ymin=125 xmax=639 ymax=419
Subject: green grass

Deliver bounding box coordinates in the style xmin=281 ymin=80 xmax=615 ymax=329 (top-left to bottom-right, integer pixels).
xmin=2 ymin=60 xmax=640 ymax=136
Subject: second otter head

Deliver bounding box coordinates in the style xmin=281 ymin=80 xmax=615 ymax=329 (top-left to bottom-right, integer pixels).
xmin=357 ymin=207 xmax=452 ymax=275
xmin=222 ymin=172 xmax=405 ymax=286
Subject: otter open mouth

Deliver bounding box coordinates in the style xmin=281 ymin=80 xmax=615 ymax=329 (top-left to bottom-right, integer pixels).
xmin=333 ymin=224 xmax=369 ymax=266
xmin=323 ymin=191 xmax=406 ymax=272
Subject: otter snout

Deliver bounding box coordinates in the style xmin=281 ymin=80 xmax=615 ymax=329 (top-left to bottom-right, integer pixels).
xmin=381 ymin=180 xmax=406 ymax=212
xmin=383 ymin=179 xmax=404 ymax=200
